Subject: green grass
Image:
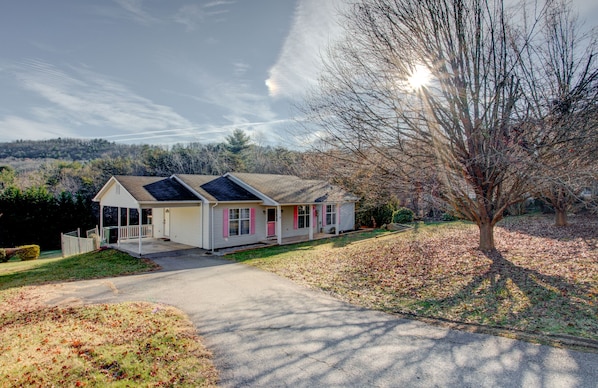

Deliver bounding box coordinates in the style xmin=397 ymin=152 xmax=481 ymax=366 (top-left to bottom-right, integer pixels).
xmin=233 ymin=228 xmax=394 ymax=262
xmin=39 ymin=250 xmax=62 ymax=259
xmin=0 ymin=249 xmax=219 ymax=386
xmin=0 ymin=248 xmax=158 ymax=290
xmin=229 ymin=216 xmax=598 ymax=345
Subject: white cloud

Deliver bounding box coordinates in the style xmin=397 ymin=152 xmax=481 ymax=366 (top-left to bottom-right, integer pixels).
xmin=265 ymin=0 xmax=347 ymax=100
xmin=233 ymin=61 xmax=250 ymax=76
xmin=172 ymin=1 xmax=233 ymax=30
xmin=11 ymin=59 xmax=192 ymax=136
xmin=112 ymin=0 xmax=159 ymax=24
xmin=172 ymin=4 xmax=207 ymax=31
xmin=203 ymin=0 xmax=236 ymax=8
xmin=160 ymin=58 xmax=277 ymax=123
xmin=0 ymin=116 xmax=75 ymax=141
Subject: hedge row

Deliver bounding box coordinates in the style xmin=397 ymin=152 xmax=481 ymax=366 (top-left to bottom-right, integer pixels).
xmin=0 ymin=245 xmax=40 ymax=263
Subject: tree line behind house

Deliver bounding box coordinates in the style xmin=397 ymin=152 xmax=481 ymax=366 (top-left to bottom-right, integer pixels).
xmin=1 ymin=127 xmax=596 ymax=251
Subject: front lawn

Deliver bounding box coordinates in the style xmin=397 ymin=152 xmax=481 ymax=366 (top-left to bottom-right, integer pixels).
xmin=0 ymin=249 xmax=219 ymax=386
xmin=230 ymin=215 xmax=598 ymax=345
xmin=0 ymin=248 xmax=159 ymax=290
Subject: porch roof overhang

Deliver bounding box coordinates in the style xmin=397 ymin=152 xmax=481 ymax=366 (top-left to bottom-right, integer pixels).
xmin=209 ymin=200 xmax=263 ymax=205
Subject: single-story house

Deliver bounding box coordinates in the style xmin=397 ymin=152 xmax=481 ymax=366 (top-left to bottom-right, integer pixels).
xmin=93 ymin=172 xmax=360 ymax=254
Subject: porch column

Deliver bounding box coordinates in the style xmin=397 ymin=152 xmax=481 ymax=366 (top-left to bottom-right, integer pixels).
xmin=336 ymin=202 xmax=341 ymax=235
xmin=117 ymin=207 xmax=121 ymax=247
xmin=276 ymin=205 xmax=282 ymax=245
xmin=99 ymin=204 xmax=104 ymax=241
xmin=138 ymin=207 xmax=142 ymax=256
xmin=309 ymin=204 xmax=314 ymax=241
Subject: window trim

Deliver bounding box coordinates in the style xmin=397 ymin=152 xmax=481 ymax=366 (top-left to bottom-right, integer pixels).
xmin=228 ymin=208 xmax=251 ymax=236
xmin=297 ymin=205 xmax=310 ymax=229
xmin=326 ymin=204 xmax=336 ymax=225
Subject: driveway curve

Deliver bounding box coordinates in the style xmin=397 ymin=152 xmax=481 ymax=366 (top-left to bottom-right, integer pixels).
xmin=46 ymin=251 xmax=598 ymax=387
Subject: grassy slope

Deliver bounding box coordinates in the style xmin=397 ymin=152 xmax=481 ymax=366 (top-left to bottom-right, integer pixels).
xmin=0 ymin=249 xmax=219 ymax=387
xmin=0 ymin=249 xmax=159 ymax=290
xmin=231 ymin=216 xmax=598 ymax=343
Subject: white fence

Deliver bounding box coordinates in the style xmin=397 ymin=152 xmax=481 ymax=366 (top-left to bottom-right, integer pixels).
xmin=61 ymin=227 xmax=100 ymax=258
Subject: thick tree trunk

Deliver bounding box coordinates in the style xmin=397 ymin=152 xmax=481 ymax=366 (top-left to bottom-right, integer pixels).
xmin=478 ymin=222 xmax=495 ymax=251
xmin=555 ymin=208 xmax=568 ymax=226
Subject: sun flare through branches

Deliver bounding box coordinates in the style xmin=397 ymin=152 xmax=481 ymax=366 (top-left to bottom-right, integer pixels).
xmin=408 ymin=65 xmax=431 ymax=90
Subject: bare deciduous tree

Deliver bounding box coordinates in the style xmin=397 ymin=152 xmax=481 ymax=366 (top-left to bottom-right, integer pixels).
xmin=300 ymin=0 xmax=596 ymax=250
xmin=517 ymin=0 xmax=598 ymax=225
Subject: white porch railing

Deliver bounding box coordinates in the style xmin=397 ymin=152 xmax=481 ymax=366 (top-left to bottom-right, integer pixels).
xmin=118 ymin=224 xmax=153 ymax=240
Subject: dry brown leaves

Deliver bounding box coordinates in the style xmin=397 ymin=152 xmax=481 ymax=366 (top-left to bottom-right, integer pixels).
xmin=0 ymin=286 xmax=218 ymax=387
xmin=252 ymin=215 xmax=598 ymax=339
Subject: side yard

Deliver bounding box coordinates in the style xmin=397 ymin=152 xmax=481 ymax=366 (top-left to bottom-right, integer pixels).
xmin=231 ymin=215 xmax=598 ymax=348
xmin=0 ymin=249 xmax=218 ymax=387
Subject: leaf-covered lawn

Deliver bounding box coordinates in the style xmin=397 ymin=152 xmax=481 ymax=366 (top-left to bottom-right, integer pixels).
xmin=231 ymin=215 xmax=598 ymax=341
xmin=0 ymin=249 xmax=219 ymax=386
xmin=0 ymin=289 xmax=218 ymax=387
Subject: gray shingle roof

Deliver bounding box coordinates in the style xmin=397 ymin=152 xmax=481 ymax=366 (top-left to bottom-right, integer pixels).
xmin=228 ymin=173 xmax=359 ymax=204
xmin=115 ymin=176 xmax=200 ymax=202
xmin=174 ymin=174 xmax=219 ymax=202
xmin=200 ymin=176 xmax=260 ymax=202
xmin=144 ymin=178 xmax=199 ymax=201
xmin=106 ymin=174 xmax=359 ymax=205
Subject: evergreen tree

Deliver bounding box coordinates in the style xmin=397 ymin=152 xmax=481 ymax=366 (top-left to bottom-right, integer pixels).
xmin=224 ymin=129 xmax=251 ymax=172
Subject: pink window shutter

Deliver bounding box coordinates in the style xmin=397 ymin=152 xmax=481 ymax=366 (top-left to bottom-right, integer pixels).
xmin=313 ymin=206 xmax=317 ymax=229
xmin=223 ymin=208 xmax=229 ymax=237
xmin=250 ymin=208 xmax=256 ymax=235
xmin=293 ymin=206 xmax=299 ymax=230
xmin=322 ymin=205 xmax=327 ymax=226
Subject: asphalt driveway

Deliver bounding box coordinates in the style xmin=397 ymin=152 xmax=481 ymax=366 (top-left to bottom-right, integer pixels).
xmin=46 ymin=251 xmax=598 ymax=387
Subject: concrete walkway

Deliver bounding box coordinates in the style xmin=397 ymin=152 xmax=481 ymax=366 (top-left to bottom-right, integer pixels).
xmin=46 ymin=252 xmax=598 ymax=387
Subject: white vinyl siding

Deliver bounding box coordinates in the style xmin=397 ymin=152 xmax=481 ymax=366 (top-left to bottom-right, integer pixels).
xmin=168 ymin=207 xmax=201 ymax=246
xmin=212 ymin=204 xmax=264 ymax=249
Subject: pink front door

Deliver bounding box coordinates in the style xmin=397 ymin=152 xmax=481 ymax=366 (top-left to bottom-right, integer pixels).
xmin=267 ymin=208 xmax=276 ymax=237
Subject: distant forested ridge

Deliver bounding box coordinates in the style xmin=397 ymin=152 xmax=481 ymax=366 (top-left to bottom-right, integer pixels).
xmin=0 ymin=133 xmax=309 ymax=249
xmin=0 ymin=132 xmax=457 ymax=250
xmin=0 ymin=138 xmax=142 ymax=160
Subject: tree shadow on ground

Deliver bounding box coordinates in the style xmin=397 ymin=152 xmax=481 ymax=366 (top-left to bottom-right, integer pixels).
xmin=197 ymin=291 xmax=598 ymax=387
xmin=416 ymin=249 xmax=597 ymax=340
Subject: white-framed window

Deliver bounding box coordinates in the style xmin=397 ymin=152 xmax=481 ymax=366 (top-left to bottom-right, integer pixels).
xmin=326 ymin=204 xmax=336 ymax=225
xmin=229 ymin=208 xmax=251 ymax=236
xmin=297 ymin=205 xmax=310 ymax=229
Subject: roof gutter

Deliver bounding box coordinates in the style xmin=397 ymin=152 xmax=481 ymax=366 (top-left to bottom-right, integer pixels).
xmin=137 ymin=201 xmax=202 ymax=209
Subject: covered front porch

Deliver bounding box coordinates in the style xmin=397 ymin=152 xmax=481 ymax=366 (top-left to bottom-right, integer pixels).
xmin=93 ymin=175 xmax=204 ymax=256
xmin=99 ymin=206 xmax=154 ymax=253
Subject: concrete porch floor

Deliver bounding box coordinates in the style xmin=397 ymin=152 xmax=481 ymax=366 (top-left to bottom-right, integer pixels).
xmin=112 ymin=233 xmax=340 ymax=258
xmin=111 ymin=238 xmax=201 ymax=258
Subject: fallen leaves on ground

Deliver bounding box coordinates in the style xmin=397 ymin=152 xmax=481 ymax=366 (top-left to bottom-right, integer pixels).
xmin=241 ymin=215 xmax=598 ymax=341
xmin=0 ymin=288 xmax=218 ymax=387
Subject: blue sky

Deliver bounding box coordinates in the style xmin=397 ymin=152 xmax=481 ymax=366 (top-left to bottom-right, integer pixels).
xmin=0 ymin=0 xmax=345 ymax=147
xmin=0 ymin=1 xmax=596 ymax=148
